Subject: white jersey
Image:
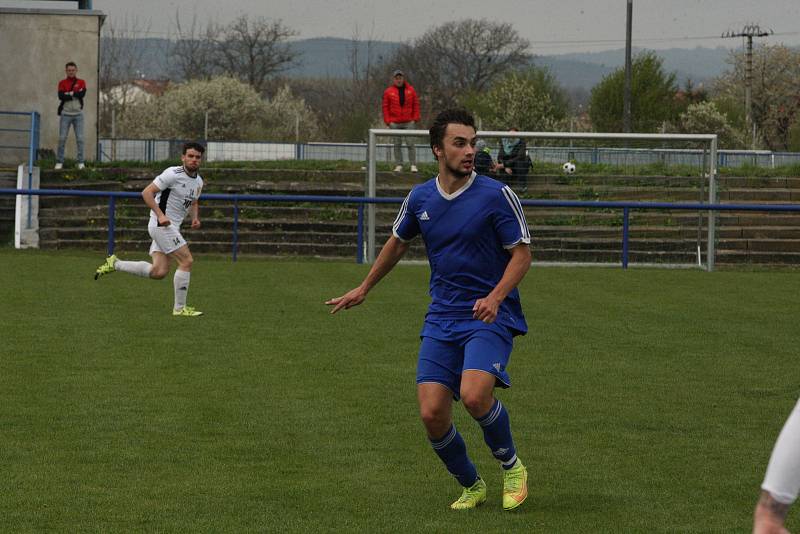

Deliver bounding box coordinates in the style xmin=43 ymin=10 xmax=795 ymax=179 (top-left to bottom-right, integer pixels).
xmin=149 ymin=165 xmax=203 ymax=227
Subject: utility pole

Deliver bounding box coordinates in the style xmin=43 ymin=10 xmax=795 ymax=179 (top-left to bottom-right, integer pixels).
xmin=722 ymin=24 xmax=773 ymax=148
xmin=622 ymin=0 xmax=633 ymax=133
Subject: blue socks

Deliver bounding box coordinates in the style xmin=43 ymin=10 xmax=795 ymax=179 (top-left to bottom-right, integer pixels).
xmin=429 ymin=424 xmax=479 ymax=487
xmin=475 ymin=399 xmax=517 ymax=469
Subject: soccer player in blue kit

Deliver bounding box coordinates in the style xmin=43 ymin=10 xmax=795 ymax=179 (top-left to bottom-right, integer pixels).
xmin=327 ymin=108 xmax=531 ymax=511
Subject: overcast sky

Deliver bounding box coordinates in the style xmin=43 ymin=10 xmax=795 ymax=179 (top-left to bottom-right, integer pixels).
xmin=3 ymin=0 xmax=800 ymax=54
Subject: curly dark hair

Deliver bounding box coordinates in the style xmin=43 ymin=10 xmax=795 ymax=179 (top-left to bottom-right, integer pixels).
xmin=182 ymin=142 xmax=206 ymax=155
xmin=428 ymin=109 xmax=476 ymax=158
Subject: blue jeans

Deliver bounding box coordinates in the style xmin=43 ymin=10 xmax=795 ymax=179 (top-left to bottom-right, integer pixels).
xmin=57 ymin=113 xmax=84 ymax=163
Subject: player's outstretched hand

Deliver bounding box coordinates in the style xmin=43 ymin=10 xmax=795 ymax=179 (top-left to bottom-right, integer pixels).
xmin=753 ymin=492 xmax=792 ymax=534
xmin=191 ymin=218 xmax=201 ymax=229
xmin=326 ymin=287 xmax=367 ymax=314
xmin=473 ymin=296 xmax=501 ymax=324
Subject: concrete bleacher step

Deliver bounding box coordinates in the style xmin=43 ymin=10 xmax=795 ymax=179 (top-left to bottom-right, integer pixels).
xmin=41 ymin=226 xmax=361 ymax=246
xmin=20 ymin=173 xmax=800 ymax=265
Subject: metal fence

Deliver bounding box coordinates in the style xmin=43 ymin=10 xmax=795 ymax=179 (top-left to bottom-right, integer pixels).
xmin=98 ymin=137 xmax=800 ymax=169
xmin=7 ymin=187 xmax=800 ymax=271
xmin=0 ymin=111 xmax=40 ymax=184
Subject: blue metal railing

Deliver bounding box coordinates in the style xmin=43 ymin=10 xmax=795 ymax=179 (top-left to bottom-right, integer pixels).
xmin=0 ymin=111 xmax=40 ymax=229
xmin=5 ymin=188 xmax=800 ymax=270
xmin=0 ymin=111 xmax=40 ymax=177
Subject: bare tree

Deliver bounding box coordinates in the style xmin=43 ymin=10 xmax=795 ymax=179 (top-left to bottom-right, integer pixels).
xmin=385 ymin=19 xmax=531 ymax=112
xmin=294 ymin=26 xmax=388 ymax=141
xmin=99 ymin=16 xmax=157 ymax=136
xmin=213 ymin=15 xmax=299 ymax=94
xmin=169 ymin=10 xmax=221 ymax=81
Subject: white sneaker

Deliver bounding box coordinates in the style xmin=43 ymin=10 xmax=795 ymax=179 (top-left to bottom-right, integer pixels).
xmin=393 ymin=165 xmax=403 ymax=172
xmin=54 ymin=163 xmax=63 ymax=170
xmin=410 ymin=165 xmax=419 ymax=173
xmin=77 ymin=163 xmax=85 ymax=170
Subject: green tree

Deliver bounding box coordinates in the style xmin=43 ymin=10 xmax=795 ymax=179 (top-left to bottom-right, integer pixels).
xmin=261 ymin=85 xmax=320 ymax=142
xmin=712 ymin=45 xmax=800 ymax=150
xmin=589 ymin=51 xmax=678 ymax=132
xmin=118 ymin=77 xmax=319 ymax=141
xmin=676 ymin=101 xmax=746 ymax=149
xmin=466 ymin=67 xmax=569 ymax=131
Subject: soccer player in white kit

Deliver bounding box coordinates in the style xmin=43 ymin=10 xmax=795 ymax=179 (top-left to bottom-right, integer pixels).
xmin=754 ymin=398 xmax=800 ymax=533
xmin=94 ymin=142 xmax=205 ymax=317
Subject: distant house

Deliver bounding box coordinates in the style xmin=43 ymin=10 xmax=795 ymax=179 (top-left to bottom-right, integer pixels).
xmin=101 ymin=79 xmax=170 ymax=106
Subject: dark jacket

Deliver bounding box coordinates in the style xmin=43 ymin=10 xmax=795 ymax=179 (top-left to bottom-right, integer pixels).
xmin=498 ymin=139 xmax=529 ymax=175
xmin=474 ymin=150 xmax=495 ymax=176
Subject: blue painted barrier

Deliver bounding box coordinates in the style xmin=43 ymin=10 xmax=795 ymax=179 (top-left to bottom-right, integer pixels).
xmin=5 ymin=188 xmax=800 ymax=268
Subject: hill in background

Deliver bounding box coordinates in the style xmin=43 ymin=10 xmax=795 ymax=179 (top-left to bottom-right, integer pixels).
xmin=108 ymin=37 xmax=737 ymax=92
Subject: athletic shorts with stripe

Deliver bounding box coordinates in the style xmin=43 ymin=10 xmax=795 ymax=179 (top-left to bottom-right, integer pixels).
xmin=416 ymin=317 xmax=514 ymax=399
xmin=148 ymin=221 xmax=187 ymax=255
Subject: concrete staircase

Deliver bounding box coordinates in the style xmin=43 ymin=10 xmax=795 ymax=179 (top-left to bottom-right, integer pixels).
xmin=24 ymin=168 xmax=800 ymax=266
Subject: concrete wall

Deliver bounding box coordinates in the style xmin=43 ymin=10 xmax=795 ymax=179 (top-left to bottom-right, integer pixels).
xmin=0 ymin=9 xmax=103 ymax=165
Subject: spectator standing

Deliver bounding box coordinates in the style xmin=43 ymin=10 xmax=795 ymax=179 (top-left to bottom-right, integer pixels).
xmin=56 ymin=61 xmax=87 ymax=170
xmin=382 ymin=69 xmax=420 ymax=173
xmin=495 ymin=128 xmax=530 ymax=192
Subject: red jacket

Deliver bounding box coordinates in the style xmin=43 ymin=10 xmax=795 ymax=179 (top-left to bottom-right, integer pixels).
xmin=382 ymin=83 xmax=420 ymax=125
xmin=57 ymin=77 xmax=87 ymax=114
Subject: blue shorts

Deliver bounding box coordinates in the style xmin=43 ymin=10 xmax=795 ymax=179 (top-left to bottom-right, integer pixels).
xmin=416 ymin=318 xmax=514 ymax=399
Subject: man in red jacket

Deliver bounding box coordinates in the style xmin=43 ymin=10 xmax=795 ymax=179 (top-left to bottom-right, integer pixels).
xmin=56 ymin=61 xmax=87 ymax=170
xmin=382 ymin=69 xmax=420 ymax=173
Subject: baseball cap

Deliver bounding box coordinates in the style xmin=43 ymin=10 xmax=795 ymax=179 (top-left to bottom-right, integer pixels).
xmin=392 ymin=69 xmax=404 ymax=77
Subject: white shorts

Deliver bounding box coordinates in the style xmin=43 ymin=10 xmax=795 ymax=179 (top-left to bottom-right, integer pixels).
xmin=148 ymin=222 xmax=187 ymax=255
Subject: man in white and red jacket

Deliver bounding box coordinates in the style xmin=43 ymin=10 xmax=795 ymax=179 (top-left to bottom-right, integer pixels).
xmin=56 ymin=61 xmax=87 ymax=169
xmin=382 ymin=69 xmax=420 ymax=173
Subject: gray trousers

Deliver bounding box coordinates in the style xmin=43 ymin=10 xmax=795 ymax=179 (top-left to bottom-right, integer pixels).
xmin=389 ymin=121 xmax=416 ymax=166
xmin=57 ymin=113 xmax=84 ymax=163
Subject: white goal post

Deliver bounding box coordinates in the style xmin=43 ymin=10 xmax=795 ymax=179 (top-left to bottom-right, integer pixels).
xmin=366 ymin=128 xmax=718 ymax=269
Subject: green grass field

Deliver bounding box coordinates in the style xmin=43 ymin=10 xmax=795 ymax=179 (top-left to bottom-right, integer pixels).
xmin=1 ymin=249 xmax=799 ymax=532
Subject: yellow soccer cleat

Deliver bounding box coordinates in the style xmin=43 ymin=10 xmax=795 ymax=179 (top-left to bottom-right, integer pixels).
xmin=173 ymin=306 xmax=203 ymax=317
xmin=502 ymin=459 xmax=528 ymax=511
xmin=450 ymin=478 xmax=487 ymax=510
xmin=94 ymin=254 xmax=117 ymax=280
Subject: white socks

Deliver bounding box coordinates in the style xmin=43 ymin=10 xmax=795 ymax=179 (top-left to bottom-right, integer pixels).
xmin=173 ymin=269 xmax=191 ymax=310
xmin=115 ymin=260 xmax=152 ymax=278
xmin=762 ymin=397 xmax=800 ymax=504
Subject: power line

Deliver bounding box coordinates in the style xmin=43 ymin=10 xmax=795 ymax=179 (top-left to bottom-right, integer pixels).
xmin=721 ymin=24 xmax=774 ymax=149
xmin=529 ymin=31 xmax=799 ymax=47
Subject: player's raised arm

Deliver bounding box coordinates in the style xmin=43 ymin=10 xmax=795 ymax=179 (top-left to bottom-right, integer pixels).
xmin=326 ymin=235 xmax=409 ymax=314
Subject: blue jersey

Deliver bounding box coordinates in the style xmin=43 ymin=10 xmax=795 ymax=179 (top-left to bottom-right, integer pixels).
xmin=392 ymin=172 xmax=531 ymax=335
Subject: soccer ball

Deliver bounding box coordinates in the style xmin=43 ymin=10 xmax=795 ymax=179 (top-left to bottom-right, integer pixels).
xmin=562 ymin=162 xmax=576 ymax=174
